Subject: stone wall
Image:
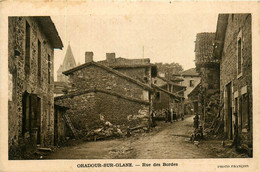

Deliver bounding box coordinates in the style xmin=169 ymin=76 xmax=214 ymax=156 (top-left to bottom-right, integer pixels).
xmin=67 ymin=65 xmax=149 ymax=101
xmin=55 ymin=91 xmax=150 ymax=137
xmin=57 ymin=63 xmax=152 ymax=138
xmin=220 ymin=14 xmax=252 ymax=146
xmin=116 ymin=67 xmax=151 ymax=84
xmin=8 ymin=17 xmax=55 ymax=155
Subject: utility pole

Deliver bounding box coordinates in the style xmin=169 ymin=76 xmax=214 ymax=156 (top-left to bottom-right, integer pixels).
xmin=142 ymin=46 xmax=144 ymax=58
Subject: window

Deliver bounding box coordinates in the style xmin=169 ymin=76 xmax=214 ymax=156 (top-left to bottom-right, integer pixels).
xmin=25 ymin=21 xmax=31 ymax=76
xmin=190 ymin=80 xmax=194 ymax=87
xmin=155 ymin=91 xmax=161 ymax=101
xmin=168 ymin=85 xmax=172 ymax=92
xmin=237 ymin=30 xmax=243 ymax=77
xmin=48 ymin=54 xmax=51 ymax=84
xmin=38 ymin=40 xmax=41 ymax=83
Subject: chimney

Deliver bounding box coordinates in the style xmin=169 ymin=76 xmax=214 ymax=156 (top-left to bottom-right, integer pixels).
xmin=106 ymin=53 xmax=116 ymax=63
xmin=85 ymin=52 xmax=93 ymax=63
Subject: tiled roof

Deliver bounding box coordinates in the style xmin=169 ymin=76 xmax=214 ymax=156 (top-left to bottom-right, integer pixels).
xmin=98 ymin=57 xmax=151 ymax=66
xmin=187 ymin=82 xmax=201 ymax=98
xmin=97 ymin=57 xmax=157 ymax=77
xmin=170 ymin=76 xmax=184 ymax=82
xmin=180 ymin=68 xmax=199 ymax=77
xmin=34 ymin=17 xmax=63 ymax=49
xmin=214 ymin=14 xmax=229 ymax=60
xmin=157 ymin=76 xmax=186 ymax=88
xmin=151 ymin=84 xmax=184 ymax=100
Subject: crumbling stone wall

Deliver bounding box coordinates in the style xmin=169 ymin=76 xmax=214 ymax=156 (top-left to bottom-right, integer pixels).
xmin=55 ymin=91 xmax=150 ymax=137
xmin=195 ymin=32 xmax=220 ymax=130
xmin=8 ymin=17 xmax=55 ymax=154
xmin=220 ymin=14 xmax=252 ymax=147
xmin=198 ymin=66 xmax=220 ymax=128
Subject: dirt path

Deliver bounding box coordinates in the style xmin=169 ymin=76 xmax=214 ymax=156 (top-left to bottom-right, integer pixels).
xmin=46 ymin=115 xmax=247 ymax=159
xmin=132 ymin=116 xmax=207 ymax=159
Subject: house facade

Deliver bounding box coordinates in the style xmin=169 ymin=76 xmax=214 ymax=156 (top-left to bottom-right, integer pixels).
xmin=8 ymin=17 xmax=63 ymax=158
xmin=152 ymin=83 xmax=184 ymax=120
xmin=172 ymin=68 xmax=200 ymax=99
xmin=54 ymin=54 xmax=154 ymax=138
xmin=151 ymin=76 xmax=185 ymax=118
xmin=172 ymin=68 xmax=201 ymax=116
xmin=214 ymin=14 xmax=252 ymax=153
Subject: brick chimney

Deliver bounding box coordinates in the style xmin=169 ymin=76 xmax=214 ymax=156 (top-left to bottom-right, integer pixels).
xmin=85 ymin=52 xmax=93 ymax=63
xmin=106 ymin=53 xmax=116 ymax=63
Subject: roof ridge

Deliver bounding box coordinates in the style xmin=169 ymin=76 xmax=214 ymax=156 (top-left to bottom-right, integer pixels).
xmin=54 ymin=88 xmax=150 ymax=105
xmin=63 ymin=61 xmax=153 ymax=91
xmin=157 ymin=76 xmax=186 ymax=88
xmin=151 ymin=83 xmax=184 ymax=100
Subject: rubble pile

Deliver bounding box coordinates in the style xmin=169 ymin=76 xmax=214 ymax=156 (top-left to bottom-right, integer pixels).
xmin=84 ymin=115 xmax=123 ymax=141
xmin=153 ymin=109 xmax=166 ymax=120
xmin=204 ymin=91 xmax=220 ymax=128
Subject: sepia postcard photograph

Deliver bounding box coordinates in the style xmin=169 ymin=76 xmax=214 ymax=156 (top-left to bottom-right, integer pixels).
xmin=1 ymin=0 xmax=260 ymax=171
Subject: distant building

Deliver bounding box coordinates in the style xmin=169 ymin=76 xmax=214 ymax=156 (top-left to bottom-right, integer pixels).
xmin=187 ymin=82 xmax=201 ymax=116
xmin=151 ymin=76 xmax=185 ymax=119
xmin=153 ymin=76 xmax=186 ymax=97
xmin=214 ymin=14 xmax=252 ymax=155
xmin=55 ymin=44 xmax=76 ymax=96
xmin=57 ymin=44 xmax=76 ymax=82
xmin=172 ymin=68 xmax=201 ymax=99
xmin=172 ymin=68 xmax=201 ymax=115
xmin=8 ymin=16 xmax=63 ymax=158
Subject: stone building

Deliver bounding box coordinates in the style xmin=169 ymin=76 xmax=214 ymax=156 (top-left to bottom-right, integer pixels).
xmin=153 ymin=76 xmax=186 ymax=97
xmin=194 ymin=32 xmax=220 ymax=128
xmin=151 ymin=83 xmax=184 ymax=120
xmin=187 ymin=83 xmax=201 ymax=116
xmin=172 ymin=68 xmax=201 ymax=116
xmin=97 ymin=53 xmax=157 ymax=85
xmin=55 ymin=53 xmax=156 ymax=138
xmin=214 ymin=14 xmax=252 ymax=154
xmin=172 ymin=68 xmax=201 ymax=99
xmin=151 ymin=76 xmax=185 ymax=118
xmin=8 ymin=16 xmax=63 ymax=158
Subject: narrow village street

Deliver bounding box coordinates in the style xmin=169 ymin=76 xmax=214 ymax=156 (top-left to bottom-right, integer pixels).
xmin=46 ymin=115 xmax=247 ymax=159
xmin=4 ymin=7 xmax=255 ymax=172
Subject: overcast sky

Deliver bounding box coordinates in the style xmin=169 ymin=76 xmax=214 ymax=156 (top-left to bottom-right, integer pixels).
xmin=51 ymin=3 xmax=218 ymax=80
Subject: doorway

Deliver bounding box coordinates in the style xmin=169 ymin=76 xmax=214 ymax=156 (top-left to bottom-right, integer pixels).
xmin=226 ymin=83 xmax=233 ymax=140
